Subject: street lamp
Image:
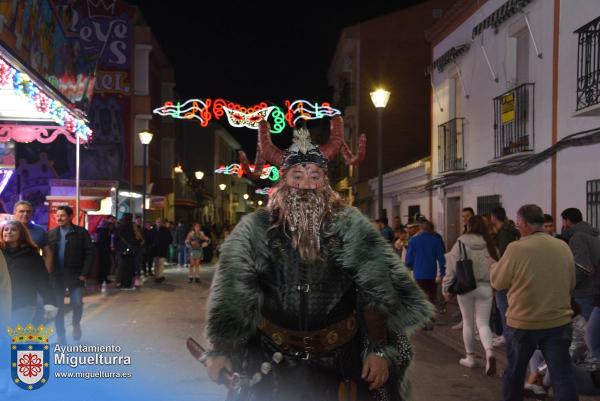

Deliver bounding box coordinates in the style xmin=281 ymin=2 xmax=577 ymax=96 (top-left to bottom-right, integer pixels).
xmin=257 ymin=200 xmax=263 ymax=206
xmin=243 ymin=194 xmax=249 ymax=200
xmin=370 ymin=88 xmax=391 ymax=219
xmin=138 ymin=131 xmax=154 ymax=228
xmin=195 ymin=170 xmax=205 ymax=180
xmin=219 ymin=183 xmax=227 ymax=191
xmin=174 ymin=165 xmax=183 ymax=173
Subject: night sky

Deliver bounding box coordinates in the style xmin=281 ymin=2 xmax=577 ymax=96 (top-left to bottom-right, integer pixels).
xmin=127 ymin=1 xmax=425 ymax=152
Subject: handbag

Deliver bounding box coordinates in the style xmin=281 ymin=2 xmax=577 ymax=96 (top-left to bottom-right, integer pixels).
xmin=449 ymin=240 xmax=477 ymax=295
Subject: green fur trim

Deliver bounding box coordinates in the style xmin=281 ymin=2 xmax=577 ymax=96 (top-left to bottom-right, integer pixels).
xmin=206 ymin=207 xmax=435 ymax=399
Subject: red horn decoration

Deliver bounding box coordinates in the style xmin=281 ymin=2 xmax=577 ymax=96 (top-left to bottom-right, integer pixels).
xmin=319 ymin=116 xmax=345 ymax=161
xmin=257 ymin=120 xmax=285 ymax=166
xmin=238 ymin=148 xmax=265 ymax=181
xmin=341 ymin=133 xmax=367 ymax=165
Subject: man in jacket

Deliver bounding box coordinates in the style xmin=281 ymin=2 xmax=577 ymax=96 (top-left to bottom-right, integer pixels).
xmin=490 ymin=206 xmax=520 ymax=344
xmin=491 ymin=204 xmax=577 ymax=401
xmin=151 ymin=218 xmax=172 ymax=283
xmin=561 ymin=207 xmax=600 ymax=320
xmin=174 ymin=221 xmax=189 ymax=267
xmin=405 ymin=218 xmax=446 ymax=304
xmin=48 ymin=206 xmax=96 ymax=344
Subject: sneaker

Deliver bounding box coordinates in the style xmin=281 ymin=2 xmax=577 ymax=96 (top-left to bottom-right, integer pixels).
xmin=459 ymin=356 xmax=477 ymax=368
xmin=492 ymin=335 xmax=506 ymax=347
xmin=452 ymin=321 xmax=463 ymax=330
xmin=523 ymin=382 xmax=546 ymax=400
xmin=72 ymin=324 xmax=82 ymax=341
xmin=195 ymin=278 xmax=200 ymax=283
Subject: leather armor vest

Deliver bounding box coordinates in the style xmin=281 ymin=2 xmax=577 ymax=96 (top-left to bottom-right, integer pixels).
xmin=259 ymin=230 xmax=356 ymax=331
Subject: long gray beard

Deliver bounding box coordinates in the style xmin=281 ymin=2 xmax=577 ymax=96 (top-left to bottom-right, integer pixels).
xmin=283 ymin=188 xmax=328 ymax=262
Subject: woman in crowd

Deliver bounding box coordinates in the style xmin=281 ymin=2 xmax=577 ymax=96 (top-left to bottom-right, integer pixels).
xmin=185 ymin=223 xmax=210 ymax=283
xmin=443 ymin=215 xmax=498 ymax=376
xmin=114 ymin=213 xmax=140 ymax=290
xmin=0 ymin=220 xmax=56 ymax=325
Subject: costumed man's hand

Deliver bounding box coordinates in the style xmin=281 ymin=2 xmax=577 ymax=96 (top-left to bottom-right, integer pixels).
xmin=206 ymin=355 xmax=232 ymax=385
xmin=362 ymin=353 xmax=389 ymax=390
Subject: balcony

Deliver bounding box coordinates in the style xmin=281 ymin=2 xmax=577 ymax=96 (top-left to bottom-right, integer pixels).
xmin=438 ymin=118 xmax=465 ymax=173
xmin=493 ymin=83 xmax=534 ymax=159
xmin=575 ymin=16 xmax=600 ymax=113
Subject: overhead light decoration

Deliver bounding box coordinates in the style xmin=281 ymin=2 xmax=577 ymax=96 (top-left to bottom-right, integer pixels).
xmin=242 ymin=194 xmax=249 ymax=200
xmin=214 ymin=163 xmax=279 ymax=181
xmin=255 ymin=187 xmax=272 ymax=196
xmin=223 ymin=106 xmax=274 ymax=129
xmin=119 ymin=191 xmax=142 ymax=198
xmin=284 ymin=99 xmax=341 ymax=126
xmin=152 ymin=98 xmax=339 ymax=134
xmin=0 ymin=56 xmax=92 ymax=142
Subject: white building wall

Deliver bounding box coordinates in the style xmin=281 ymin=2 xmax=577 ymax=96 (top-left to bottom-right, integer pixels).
xmin=428 ymin=0 xmax=600 ymax=239
xmin=556 ymin=1 xmax=600 ymax=217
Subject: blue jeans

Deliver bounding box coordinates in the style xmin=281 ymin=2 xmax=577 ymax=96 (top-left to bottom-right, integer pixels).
xmin=574 ymin=296 xmax=594 ymax=321
xmin=587 ymin=306 xmax=600 ymax=362
xmin=54 ymin=283 xmax=84 ymax=340
xmin=178 ymin=244 xmax=188 ymax=266
xmin=495 ymin=290 xmax=508 ymax=334
xmin=503 ymin=324 xmax=578 ymax=401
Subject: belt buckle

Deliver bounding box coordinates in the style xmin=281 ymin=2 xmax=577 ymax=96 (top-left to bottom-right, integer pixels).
xmin=296 ymin=283 xmax=310 ymax=293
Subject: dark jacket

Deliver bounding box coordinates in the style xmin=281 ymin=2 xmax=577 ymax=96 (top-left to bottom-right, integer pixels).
xmin=114 ymin=221 xmax=139 ymax=256
xmin=151 ymin=226 xmax=173 ymax=258
xmin=174 ymin=224 xmax=188 ymax=245
xmin=562 ymin=221 xmax=600 ymax=299
xmin=493 ymin=221 xmax=520 ymax=257
xmin=48 ymin=224 xmax=96 ymax=288
xmin=4 ymin=246 xmax=55 ymax=310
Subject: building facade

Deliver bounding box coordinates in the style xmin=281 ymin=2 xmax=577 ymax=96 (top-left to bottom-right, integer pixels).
xmin=328 ymin=0 xmax=456 ymax=218
xmin=424 ymin=0 xmax=600 ymax=248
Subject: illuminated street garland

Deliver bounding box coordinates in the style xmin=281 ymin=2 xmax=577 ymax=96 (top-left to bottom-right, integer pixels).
xmin=152 ymin=98 xmax=340 ymax=134
xmin=214 ymin=163 xmax=279 ymax=181
xmin=284 ymin=99 xmax=341 ymax=126
xmin=0 ymin=57 xmax=92 ymax=142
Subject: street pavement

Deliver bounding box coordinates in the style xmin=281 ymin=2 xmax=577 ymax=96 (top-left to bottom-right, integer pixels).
xmin=26 ymin=263 xmax=594 ymax=401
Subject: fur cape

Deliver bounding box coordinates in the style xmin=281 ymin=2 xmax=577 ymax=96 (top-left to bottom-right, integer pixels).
xmin=206 ymin=206 xmax=435 ymax=399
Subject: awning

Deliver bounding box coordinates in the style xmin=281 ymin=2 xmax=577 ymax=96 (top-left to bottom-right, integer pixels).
xmin=471 ymin=0 xmax=533 ymax=39
xmin=426 ymin=44 xmax=470 ymax=76
xmin=0 ymin=51 xmax=92 ymax=144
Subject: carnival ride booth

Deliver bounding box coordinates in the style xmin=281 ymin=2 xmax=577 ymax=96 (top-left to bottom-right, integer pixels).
xmin=0 ymin=49 xmax=92 ymax=224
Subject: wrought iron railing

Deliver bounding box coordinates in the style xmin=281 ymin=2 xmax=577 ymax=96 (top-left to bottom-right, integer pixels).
xmin=438 ymin=118 xmax=465 ymax=173
xmin=575 ymin=16 xmax=600 ymax=111
xmin=493 ymin=83 xmax=534 ymax=158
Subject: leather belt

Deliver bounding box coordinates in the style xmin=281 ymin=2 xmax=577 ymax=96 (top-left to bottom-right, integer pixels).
xmin=258 ymin=314 xmax=357 ymax=358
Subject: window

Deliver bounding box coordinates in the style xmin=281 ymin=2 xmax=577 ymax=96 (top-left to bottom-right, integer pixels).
xmin=575 ymin=16 xmax=600 ymax=111
xmin=587 ymin=179 xmax=600 ymax=230
xmin=438 ymin=118 xmax=464 ymax=173
xmin=477 ymin=195 xmax=501 ymax=216
xmin=408 ymin=205 xmax=421 ymax=220
xmin=507 ymin=28 xmax=530 ymax=88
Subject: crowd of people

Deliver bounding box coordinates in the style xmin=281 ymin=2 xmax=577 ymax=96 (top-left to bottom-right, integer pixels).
xmin=377 ymin=205 xmax=600 ymax=400
xmin=0 ymin=200 xmax=232 ymax=346
xmin=0 ymin=193 xmax=599 ymax=400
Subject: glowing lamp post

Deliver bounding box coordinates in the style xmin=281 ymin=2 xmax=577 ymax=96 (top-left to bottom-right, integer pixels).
xmin=138 ymin=131 xmax=154 ymax=227
xmin=370 ymin=89 xmax=390 ymax=219
xmin=195 ymin=171 xmax=205 ymax=180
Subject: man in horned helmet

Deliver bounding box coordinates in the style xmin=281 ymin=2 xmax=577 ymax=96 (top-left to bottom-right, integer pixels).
xmin=205 ymin=117 xmax=433 ymax=401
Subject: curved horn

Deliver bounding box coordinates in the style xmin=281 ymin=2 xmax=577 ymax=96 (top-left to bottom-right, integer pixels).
xmin=238 ymin=148 xmax=265 ymax=181
xmin=319 ymin=116 xmax=345 ymax=161
xmin=341 ymin=133 xmax=367 ymax=165
xmin=258 ymin=120 xmax=285 ymax=166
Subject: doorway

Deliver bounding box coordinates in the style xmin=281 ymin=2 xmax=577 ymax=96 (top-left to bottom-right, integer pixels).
xmin=446 ymin=196 xmax=462 ymax=250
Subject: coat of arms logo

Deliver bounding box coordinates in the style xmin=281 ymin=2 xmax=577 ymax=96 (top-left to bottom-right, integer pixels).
xmin=8 ymin=324 xmax=53 ymax=390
